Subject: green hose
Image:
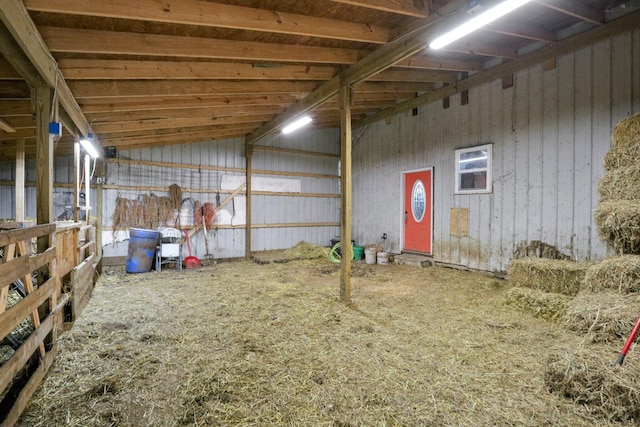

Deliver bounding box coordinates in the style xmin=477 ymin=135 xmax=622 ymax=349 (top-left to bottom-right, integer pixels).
xmin=329 ymin=242 xmax=354 ymax=263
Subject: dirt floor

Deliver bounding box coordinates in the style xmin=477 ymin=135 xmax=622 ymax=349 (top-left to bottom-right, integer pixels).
xmin=14 ymin=256 xmax=632 ymax=426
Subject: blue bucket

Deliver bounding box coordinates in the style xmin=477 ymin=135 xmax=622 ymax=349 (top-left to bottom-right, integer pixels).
xmin=126 ymin=228 xmax=160 ymax=273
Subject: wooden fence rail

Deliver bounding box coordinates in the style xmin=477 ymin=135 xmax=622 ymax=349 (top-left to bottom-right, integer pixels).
xmin=0 ymin=224 xmax=60 ymax=427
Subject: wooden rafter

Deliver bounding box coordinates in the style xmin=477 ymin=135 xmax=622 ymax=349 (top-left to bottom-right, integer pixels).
xmin=534 ymin=0 xmax=604 ymax=25
xmin=68 ymin=80 xmax=321 ymax=98
xmin=0 ymin=0 xmax=91 ymax=136
xmin=59 ymin=59 xmax=340 ymax=81
xmin=245 ymin=0 xmax=469 ymax=144
xmin=24 ymin=0 xmax=391 ymax=44
xmin=328 ymin=0 xmax=429 ymax=18
xmin=440 ymin=40 xmax=520 ymax=59
xmin=356 ymin=9 xmax=640 ymax=128
xmin=39 ymin=27 xmax=363 ymax=65
xmin=486 ymin=21 xmax=557 ymax=43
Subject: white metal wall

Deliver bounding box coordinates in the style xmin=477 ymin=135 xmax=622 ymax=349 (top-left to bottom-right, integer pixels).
xmin=0 ymin=155 xmax=97 ymax=221
xmin=103 ymin=129 xmax=340 ymax=259
xmin=352 ymin=29 xmax=640 ymax=273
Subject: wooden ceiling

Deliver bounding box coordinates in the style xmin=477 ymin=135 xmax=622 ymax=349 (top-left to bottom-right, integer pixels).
xmin=0 ymin=0 xmax=638 ymax=159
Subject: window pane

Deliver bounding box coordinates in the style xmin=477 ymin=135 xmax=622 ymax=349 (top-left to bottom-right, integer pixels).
xmin=459 ymin=171 xmax=487 ymax=190
xmin=459 ymin=149 xmax=487 ymax=169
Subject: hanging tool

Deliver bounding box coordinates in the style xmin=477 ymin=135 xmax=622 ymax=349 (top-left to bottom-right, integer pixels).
xmin=615 ymin=315 xmax=640 ymax=367
xmin=201 ymin=208 xmax=216 ymax=266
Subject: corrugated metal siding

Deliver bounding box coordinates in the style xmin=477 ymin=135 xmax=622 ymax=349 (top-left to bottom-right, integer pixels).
xmin=0 ymin=155 xmax=96 ymax=221
xmin=251 ymin=128 xmax=341 ymax=250
xmin=352 ymin=29 xmax=640 ymax=273
xmin=103 ymin=129 xmax=340 ymax=258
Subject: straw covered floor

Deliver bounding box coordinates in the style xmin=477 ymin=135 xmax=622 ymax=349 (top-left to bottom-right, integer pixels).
xmin=15 ymin=255 xmax=640 ymax=426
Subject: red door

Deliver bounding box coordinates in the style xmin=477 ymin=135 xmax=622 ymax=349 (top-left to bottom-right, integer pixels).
xmin=404 ymin=169 xmax=432 ymax=254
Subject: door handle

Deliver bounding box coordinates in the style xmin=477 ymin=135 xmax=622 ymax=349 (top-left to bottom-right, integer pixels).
xmin=404 ymin=211 xmax=408 ymax=224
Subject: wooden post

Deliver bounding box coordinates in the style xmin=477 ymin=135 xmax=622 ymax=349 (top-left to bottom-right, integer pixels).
xmin=73 ymin=137 xmax=80 ymax=222
xmin=35 ymin=81 xmax=53 ymax=252
xmin=245 ymin=141 xmax=253 ymax=259
xmin=84 ymin=154 xmax=90 ymax=224
xmin=15 ymin=138 xmax=25 ymax=222
xmin=96 ymin=171 xmax=103 ymax=264
xmin=339 ymin=83 xmax=352 ymax=304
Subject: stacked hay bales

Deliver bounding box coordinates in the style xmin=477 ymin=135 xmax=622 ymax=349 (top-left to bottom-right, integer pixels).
xmin=596 ymin=112 xmax=640 ymax=255
xmin=506 ymin=258 xmax=588 ymax=321
xmin=539 ymin=113 xmax=640 ymax=422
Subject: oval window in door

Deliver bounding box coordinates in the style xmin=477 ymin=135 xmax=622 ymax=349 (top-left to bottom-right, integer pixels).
xmin=411 ymin=180 xmax=426 ymax=222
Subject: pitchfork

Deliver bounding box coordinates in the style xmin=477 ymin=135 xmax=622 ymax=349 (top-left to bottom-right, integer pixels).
xmin=615 ymin=315 xmax=640 ymax=367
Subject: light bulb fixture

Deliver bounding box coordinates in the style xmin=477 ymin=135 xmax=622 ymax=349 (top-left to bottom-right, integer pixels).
xmin=282 ymin=116 xmax=313 ymax=134
xmin=429 ymin=0 xmax=532 ymax=50
xmin=80 ymin=133 xmax=100 ymax=158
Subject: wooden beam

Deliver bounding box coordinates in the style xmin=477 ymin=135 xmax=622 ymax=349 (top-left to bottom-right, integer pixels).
xmin=440 ymin=40 xmax=519 ymax=59
xmin=34 ymin=82 xmax=53 ymax=250
xmin=79 ymin=94 xmax=302 ymax=114
xmin=0 ymin=80 xmax=31 ymax=98
xmin=59 ymin=59 xmax=340 ymax=81
xmin=253 ymin=145 xmax=340 ymax=159
xmin=328 ymin=0 xmax=429 ymax=18
xmin=245 ymin=0 xmax=468 ymax=144
xmin=355 ymin=9 xmax=640 ymax=128
xmin=103 ymin=128 xmax=256 ymax=149
xmin=24 ymin=0 xmax=390 ymax=44
xmin=0 ymin=0 xmax=91 ymax=136
xmin=39 ymin=27 xmax=363 ymax=65
xmin=15 ymin=139 xmax=25 ymax=221
xmin=339 ymin=83 xmax=352 ymax=304
xmin=486 ymin=21 xmax=556 ymax=43
xmin=373 ymin=68 xmax=458 ymax=83
xmin=92 ymin=115 xmax=274 ymax=135
xmin=245 ymin=142 xmax=252 ymax=260
xmin=68 ymin=80 xmax=320 ymax=98
xmin=0 ymin=118 xmax=16 ymax=132
xmin=0 ymin=100 xmax=33 ymax=117
xmin=534 ymin=0 xmax=604 ymax=25
xmin=396 ymin=55 xmax=483 ymax=72
xmin=0 ymin=57 xmax=21 ymax=79
xmin=86 ymin=106 xmax=285 ymax=122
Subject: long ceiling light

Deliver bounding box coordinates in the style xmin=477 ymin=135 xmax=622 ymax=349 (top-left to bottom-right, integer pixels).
xmin=429 ymin=0 xmax=532 ymax=50
xmin=282 ymin=116 xmax=313 ymax=134
xmin=80 ymin=134 xmax=100 ymax=158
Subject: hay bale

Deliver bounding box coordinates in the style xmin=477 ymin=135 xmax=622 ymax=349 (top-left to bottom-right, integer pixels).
xmin=545 ymin=349 xmax=640 ymax=422
xmin=584 ymin=255 xmax=640 ymax=293
xmin=604 ymin=144 xmax=640 ymax=170
xmin=283 ymin=241 xmax=330 ymax=261
xmin=595 ymin=200 xmax=640 ymax=254
xmin=505 ymin=287 xmax=571 ymax=322
xmin=612 ymin=112 xmax=640 ymax=149
xmin=507 ymin=258 xmax=588 ymax=296
xmin=598 ymin=166 xmax=640 ymax=201
xmin=563 ymin=292 xmax=640 ymax=343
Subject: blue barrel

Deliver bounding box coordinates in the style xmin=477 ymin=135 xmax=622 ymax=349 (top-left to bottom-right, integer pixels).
xmin=126 ymin=228 xmax=160 ymax=273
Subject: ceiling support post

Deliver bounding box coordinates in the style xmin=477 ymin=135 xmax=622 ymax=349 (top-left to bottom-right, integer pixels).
xmin=34 ymin=80 xmax=53 ymax=252
xmin=15 ymin=139 xmax=25 ymax=222
xmin=339 ymin=83 xmax=353 ymax=304
xmin=245 ymin=141 xmax=253 ymax=260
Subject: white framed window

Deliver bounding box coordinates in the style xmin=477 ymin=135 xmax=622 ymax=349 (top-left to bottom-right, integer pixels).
xmin=455 ymin=144 xmax=492 ymax=194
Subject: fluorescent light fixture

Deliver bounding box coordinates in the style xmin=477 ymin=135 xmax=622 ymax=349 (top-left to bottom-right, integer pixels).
xmin=429 ymin=0 xmax=531 ymax=49
xmin=282 ymin=116 xmax=312 ymax=134
xmin=80 ymin=136 xmax=100 ymax=158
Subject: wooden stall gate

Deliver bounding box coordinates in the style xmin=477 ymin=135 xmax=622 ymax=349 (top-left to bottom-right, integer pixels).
xmin=0 ymin=224 xmax=67 ymax=427
xmin=55 ymin=223 xmax=98 ymax=321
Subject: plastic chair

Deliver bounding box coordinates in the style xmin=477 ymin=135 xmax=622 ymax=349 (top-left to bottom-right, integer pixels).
xmin=156 ymin=227 xmax=182 ymax=272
